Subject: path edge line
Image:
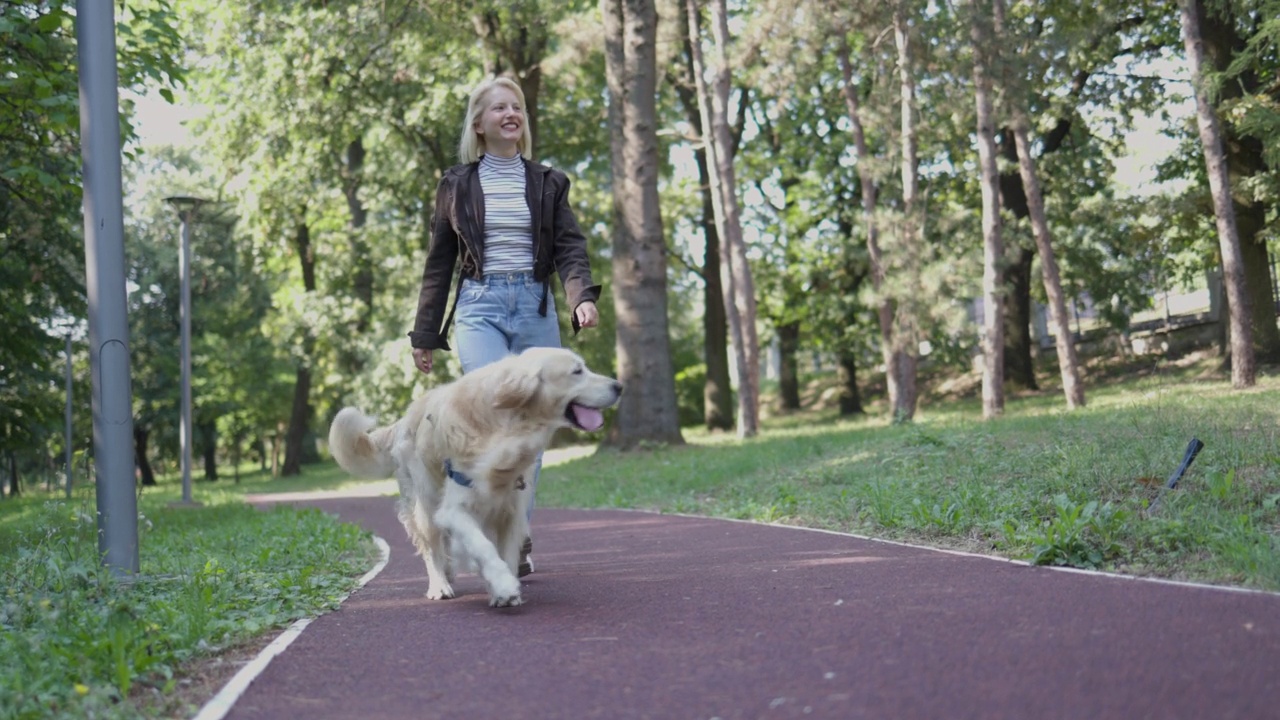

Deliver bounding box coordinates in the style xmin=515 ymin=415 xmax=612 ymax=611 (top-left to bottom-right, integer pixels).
xmin=191 ymin=534 xmax=391 ymax=720
xmin=602 ymin=508 xmax=1280 ymax=598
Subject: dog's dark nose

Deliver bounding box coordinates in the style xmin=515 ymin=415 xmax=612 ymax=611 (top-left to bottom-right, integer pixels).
xmin=613 ymin=381 xmax=624 ymax=395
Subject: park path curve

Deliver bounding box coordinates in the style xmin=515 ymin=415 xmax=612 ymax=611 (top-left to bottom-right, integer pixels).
xmin=219 ymin=494 xmax=1280 ymax=720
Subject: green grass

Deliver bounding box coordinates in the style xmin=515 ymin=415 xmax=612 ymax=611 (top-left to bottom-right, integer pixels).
xmin=537 ymin=357 xmax=1280 ymax=591
xmin=0 ymin=478 xmax=378 ymax=720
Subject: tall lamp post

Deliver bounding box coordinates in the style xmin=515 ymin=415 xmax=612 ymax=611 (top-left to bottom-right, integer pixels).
xmin=165 ymin=195 xmax=205 ymax=507
xmin=65 ymin=332 xmax=73 ymax=499
xmin=78 ymin=0 xmax=137 ymax=574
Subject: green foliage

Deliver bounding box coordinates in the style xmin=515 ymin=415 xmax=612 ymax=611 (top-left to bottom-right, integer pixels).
xmin=0 ymin=496 xmax=374 ymax=719
xmin=673 ymin=363 xmax=708 ymax=427
xmin=1017 ymin=494 xmax=1129 ymax=568
xmin=1 ymin=0 xmax=184 ymax=471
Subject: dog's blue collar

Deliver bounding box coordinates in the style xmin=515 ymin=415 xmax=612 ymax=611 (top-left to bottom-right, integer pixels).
xmin=443 ymin=459 xmax=475 ymax=488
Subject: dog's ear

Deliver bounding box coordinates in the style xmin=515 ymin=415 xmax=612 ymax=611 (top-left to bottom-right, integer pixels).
xmin=492 ymin=366 xmax=541 ymax=409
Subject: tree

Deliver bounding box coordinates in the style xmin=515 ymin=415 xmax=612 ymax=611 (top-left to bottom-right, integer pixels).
xmin=1179 ymin=0 xmax=1255 ymax=387
xmin=835 ymin=30 xmax=897 ymax=417
xmin=972 ymin=0 xmax=1005 ymax=418
xmin=469 ymin=3 xmax=564 ymax=159
xmin=124 ymin=144 xmax=284 ymax=485
xmin=978 ymin=5 xmax=1168 ymax=391
xmin=995 ymin=0 xmax=1085 ymax=409
xmin=686 ymin=0 xmax=761 ymax=438
xmin=890 ymin=1 xmax=922 ymax=422
xmin=668 ymin=8 xmax=734 ymax=432
xmin=832 ymin=1 xmax=945 ymax=422
xmin=601 ymin=0 xmax=685 ymax=448
xmin=188 ymin=0 xmax=456 ymax=474
xmin=1191 ymin=0 xmax=1280 ymax=365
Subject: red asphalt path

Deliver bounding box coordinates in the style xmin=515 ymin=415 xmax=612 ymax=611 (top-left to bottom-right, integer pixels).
xmin=223 ymin=495 xmax=1280 ymax=720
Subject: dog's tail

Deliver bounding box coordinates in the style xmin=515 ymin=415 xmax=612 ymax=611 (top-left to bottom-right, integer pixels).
xmin=328 ymin=407 xmax=399 ymax=479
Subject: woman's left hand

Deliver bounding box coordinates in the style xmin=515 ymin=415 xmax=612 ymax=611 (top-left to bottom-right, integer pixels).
xmin=575 ymin=301 xmax=599 ymax=329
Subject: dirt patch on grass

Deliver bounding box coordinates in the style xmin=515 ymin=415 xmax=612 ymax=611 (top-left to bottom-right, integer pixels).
xmin=131 ymin=629 xmax=285 ymax=719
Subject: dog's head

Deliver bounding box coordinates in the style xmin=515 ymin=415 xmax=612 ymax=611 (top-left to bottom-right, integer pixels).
xmin=491 ymin=347 xmax=623 ymax=432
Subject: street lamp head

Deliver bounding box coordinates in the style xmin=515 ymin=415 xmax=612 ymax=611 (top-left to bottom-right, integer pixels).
xmin=164 ymin=195 xmax=207 ymax=215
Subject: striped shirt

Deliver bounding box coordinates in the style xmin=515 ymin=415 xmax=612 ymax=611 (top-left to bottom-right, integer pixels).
xmin=478 ymin=153 xmax=534 ymax=274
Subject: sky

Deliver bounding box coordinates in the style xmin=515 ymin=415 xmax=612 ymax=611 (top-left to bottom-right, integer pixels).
xmin=127 ymin=89 xmax=203 ymax=150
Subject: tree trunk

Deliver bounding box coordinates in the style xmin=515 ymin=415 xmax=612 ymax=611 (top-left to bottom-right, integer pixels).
xmin=255 ymin=437 xmax=267 ymax=472
xmin=344 ymin=138 xmax=373 ymax=337
xmin=133 ymin=425 xmax=156 ymax=487
xmin=688 ymin=0 xmax=761 ymax=438
xmin=271 ymin=424 xmax=283 ymax=476
xmin=231 ymin=432 xmax=243 ymax=483
xmin=972 ymin=0 xmax=1005 ymax=418
xmin=670 ymin=22 xmax=734 ymax=433
xmin=777 ymin=321 xmax=801 ymax=411
xmin=1001 ymin=245 xmax=1037 ymax=390
xmin=1239 ymin=210 xmax=1280 ymax=364
xmin=837 ymin=36 xmax=906 ymax=421
xmin=698 ymin=148 xmax=735 ymax=431
xmin=282 ymin=365 xmax=313 ymax=476
xmin=995 ymin=130 xmax=1039 ymax=391
xmin=283 ymin=220 xmax=318 ymax=475
xmin=836 ymin=352 xmax=864 ymax=416
xmin=200 ymin=420 xmax=218 ymax=481
xmin=1011 ymin=114 xmax=1085 ymax=408
xmin=1180 ymin=0 xmax=1255 ymax=387
xmin=7 ymin=451 xmax=18 ymax=497
xmin=890 ymin=4 xmax=922 ymax=422
xmin=601 ymin=0 xmax=685 ymax=449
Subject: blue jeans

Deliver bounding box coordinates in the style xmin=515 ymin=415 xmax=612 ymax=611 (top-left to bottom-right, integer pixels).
xmin=454 ymin=271 xmax=562 ymax=520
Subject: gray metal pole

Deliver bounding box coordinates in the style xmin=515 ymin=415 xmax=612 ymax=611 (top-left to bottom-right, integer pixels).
xmin=77 ymin=0 xmax=139 ymax=575
xmin=65 ymin=334 xmax=73 ymax=499
xmin=180 ymin=211 xmax=194 ymax=504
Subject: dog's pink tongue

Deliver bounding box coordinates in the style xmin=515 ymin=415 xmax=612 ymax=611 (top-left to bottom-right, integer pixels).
xmin=570 ymin=403 xmax=605 ymax=431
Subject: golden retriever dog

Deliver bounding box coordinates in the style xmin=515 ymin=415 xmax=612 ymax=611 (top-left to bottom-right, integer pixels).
xmin=328 ymin=347 xmax=622 ymax=607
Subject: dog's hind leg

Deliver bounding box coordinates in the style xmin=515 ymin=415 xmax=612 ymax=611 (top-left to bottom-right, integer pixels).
xmin=496 ymin=526 xmax=522 ymax=578
xmin=399 ymin=497 xmax=455 ymax=600
xmin=415 ymin=500 xmax=456 ymax=600
xmin=497 ymin=501 xmax=530 ymax=578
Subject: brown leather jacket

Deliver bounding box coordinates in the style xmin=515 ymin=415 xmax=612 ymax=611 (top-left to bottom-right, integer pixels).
xmin=408 ymin=158 xmax=601 ymax=351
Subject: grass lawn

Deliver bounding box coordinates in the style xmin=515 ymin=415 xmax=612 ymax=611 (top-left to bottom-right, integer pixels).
xmin=538 ymin=354 xmax=1280 ymax=590
xmin=1 ymin=352 xmax=1276 ymax=719
xmin=0 ymin=464 xmax=381 ymax=720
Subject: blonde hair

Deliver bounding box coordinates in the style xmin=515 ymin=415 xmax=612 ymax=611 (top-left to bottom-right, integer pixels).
xmin=457 ymin=77 xmax=533 ymax=163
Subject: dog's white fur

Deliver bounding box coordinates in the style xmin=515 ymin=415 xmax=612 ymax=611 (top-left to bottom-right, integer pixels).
xmin=328 ymin=347 xmax=622 ymax=607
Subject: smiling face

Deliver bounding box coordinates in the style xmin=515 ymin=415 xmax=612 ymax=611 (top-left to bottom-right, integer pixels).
xmin=474 ymin=86 xmax=524 ymax=158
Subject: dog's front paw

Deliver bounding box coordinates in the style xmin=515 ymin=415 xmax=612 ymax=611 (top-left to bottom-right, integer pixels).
xmin=489 ymin=590 xmax=523 ymax=608
xmin=487 ymin=574 xmax=522 ymax=607
xmin=426 ymin=583 xmax=456 ymax=600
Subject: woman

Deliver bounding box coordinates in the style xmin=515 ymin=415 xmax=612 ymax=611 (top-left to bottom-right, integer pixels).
xmin=407 ymin=76 xmax=602 ymax=576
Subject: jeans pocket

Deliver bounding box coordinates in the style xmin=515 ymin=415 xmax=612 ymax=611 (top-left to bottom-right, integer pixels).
xmin=522 ymin=280 xmax=549 ymax=306
xmin=459 ymin=279 xmax=485 ymax=304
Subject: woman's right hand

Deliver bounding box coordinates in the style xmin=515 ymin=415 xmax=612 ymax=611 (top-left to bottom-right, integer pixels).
xmin=412 ymin=347 xmax=433 ymax=374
